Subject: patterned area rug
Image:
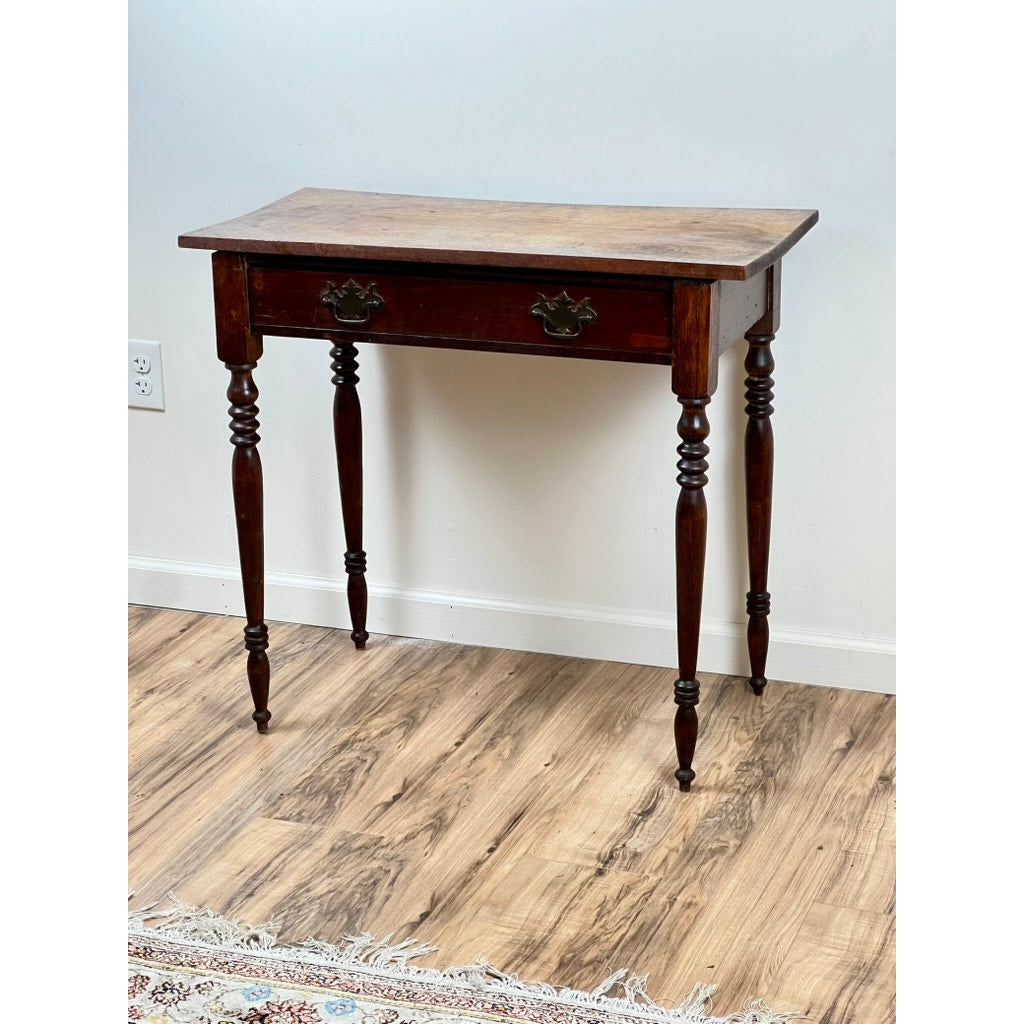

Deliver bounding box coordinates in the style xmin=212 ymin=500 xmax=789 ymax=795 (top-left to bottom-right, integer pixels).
xmin=128 ymin=897 xmax=802 ymax=1024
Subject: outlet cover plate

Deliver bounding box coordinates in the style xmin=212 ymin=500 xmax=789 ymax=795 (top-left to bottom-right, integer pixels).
xmin=128 ymin=339 xmax=165 ymax=410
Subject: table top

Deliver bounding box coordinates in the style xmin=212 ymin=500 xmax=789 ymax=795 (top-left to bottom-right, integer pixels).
xmin=179 ymin=189 xmax=817 ymax=281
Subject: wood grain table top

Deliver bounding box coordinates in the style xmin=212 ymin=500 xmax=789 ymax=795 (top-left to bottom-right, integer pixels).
xmin=179 ymin=188 xmax=818 ymax=281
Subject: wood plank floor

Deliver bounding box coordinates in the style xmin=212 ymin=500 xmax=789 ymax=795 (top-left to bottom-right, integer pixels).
xmin=128 ymin=606 xmax=895 ymax=1024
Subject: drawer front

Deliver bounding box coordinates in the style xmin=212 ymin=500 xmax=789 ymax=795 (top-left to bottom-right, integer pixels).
xmin=247 ymin=266 xmax=671 ymax=354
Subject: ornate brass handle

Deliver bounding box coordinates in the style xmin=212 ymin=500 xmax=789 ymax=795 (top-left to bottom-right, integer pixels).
xmin=530 ymin=291 xmax=598 ymax=339
xmin=321 ymin=279 xmax=384 ymax=325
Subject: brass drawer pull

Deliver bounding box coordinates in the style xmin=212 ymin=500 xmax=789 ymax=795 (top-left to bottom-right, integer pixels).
xmin=530 ymin=291 xmax=598 ymax=339
xmin=321 ymin=279 xmax=384 ymax=325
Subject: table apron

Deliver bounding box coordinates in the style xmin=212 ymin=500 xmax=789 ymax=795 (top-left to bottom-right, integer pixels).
xmin=247 ymin=264 xmax=673 ymax=360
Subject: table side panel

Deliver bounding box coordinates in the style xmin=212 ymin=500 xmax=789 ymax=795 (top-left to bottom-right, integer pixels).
xmin=717 ymin=270 xmax=770 ymax=352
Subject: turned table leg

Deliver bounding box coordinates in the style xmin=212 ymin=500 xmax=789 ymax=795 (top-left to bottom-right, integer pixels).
xmin=744 ymin=329 xmax=775 ymax=696
xmin=330 ymin=341 xmax=368 ymax=649
xmin=226 ymin=362 xmax=271 ymax=733
xmin=674 ymin=395 xmax=711 ymax=791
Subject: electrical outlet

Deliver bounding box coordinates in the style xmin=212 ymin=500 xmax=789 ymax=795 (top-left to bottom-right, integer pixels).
xmin=128 ymin=339 xmax=165 ymax=410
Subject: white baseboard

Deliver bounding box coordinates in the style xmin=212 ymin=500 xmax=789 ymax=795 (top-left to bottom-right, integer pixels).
xmin=128 ymin=556 xmax=895 ymax=693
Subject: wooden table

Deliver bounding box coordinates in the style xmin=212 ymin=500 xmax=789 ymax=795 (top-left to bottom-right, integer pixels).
xmin=179 ymin=189 xmax=817 ymax=790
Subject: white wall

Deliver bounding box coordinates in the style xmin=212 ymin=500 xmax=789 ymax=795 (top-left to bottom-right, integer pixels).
xmin=128 ymin=0 xmax=895 ymax=691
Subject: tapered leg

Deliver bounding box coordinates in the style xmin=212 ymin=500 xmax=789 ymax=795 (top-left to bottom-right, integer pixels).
xmin=330 ymin=341 xmax=368 ymax=649
xmin=674 ymin=395 xmax=711 ymax=791
xmin=226 ymin=362 xmax=271 ymax=733
xmin=743 ymin=330 xmax=775 ymax=696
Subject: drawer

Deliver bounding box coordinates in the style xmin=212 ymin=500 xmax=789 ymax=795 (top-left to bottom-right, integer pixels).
xmin=247 ymin=265 xmax=671 ymax=355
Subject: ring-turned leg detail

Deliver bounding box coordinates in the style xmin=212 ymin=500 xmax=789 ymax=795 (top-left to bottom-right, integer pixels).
xmin=743 ymin=330 xmax=775 ymax=697
xmin=226 ymin=362 xmax=271 ymax=733
xmin=674 ymin=396 xmax=711 ymax=791
xmin=330 ymin=341 xmax=369 ymax=649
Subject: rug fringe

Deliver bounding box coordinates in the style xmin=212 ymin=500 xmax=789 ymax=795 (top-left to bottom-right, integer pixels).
xmin=128 ymin=894 xmax=805 ymax=1024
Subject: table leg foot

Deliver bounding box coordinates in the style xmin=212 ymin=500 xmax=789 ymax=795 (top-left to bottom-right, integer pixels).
xmin=244 ymin=624 xmax=271 ymax=732
xmin=674 ymin=679 xmax=700 ymax=790
xmin=344 ymin=550 xmax=368 ymax=649
xmin=747 ymin=591 xmax=770 ymax=695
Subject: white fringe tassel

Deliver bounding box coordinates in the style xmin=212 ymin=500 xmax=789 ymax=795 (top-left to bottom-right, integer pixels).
xmin=129 ymin=894 xmax=805 ymax=1024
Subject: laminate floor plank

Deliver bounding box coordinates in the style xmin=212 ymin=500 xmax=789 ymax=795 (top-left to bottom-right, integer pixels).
xmin=635 ymin=689 xmax=895 ymax=1015
xmin=446 ymin=854 xmax=663 ymax=986
xmin=130 ymin=620 xmax=421 ymax=900
xmin=128 ymin=608 xmax=895 ymax=1024
xmin=763 ymin=903 xmax=895 ymax=1024
xmin=816 ymin=744 xmax=896 ymax=915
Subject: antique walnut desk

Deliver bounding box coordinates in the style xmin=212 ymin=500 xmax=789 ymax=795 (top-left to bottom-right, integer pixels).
xmin=179 ymin=189 xmax=818 ymax=791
